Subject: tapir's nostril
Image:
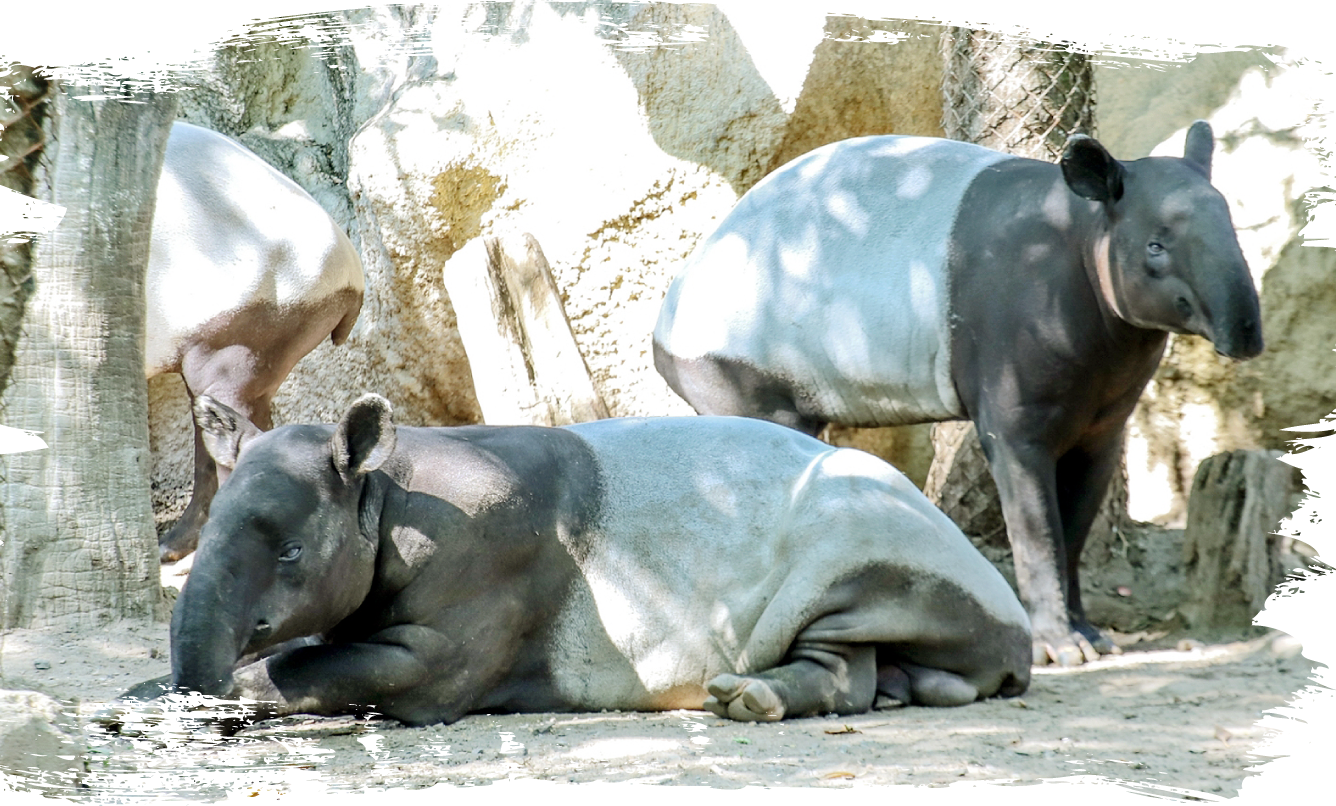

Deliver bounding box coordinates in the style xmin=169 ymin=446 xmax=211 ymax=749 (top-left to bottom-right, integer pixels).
xmin=254 ymin=620 xmax=272 ymax=636
xmin=1174 ymin=297 xmax=1193 ymax=319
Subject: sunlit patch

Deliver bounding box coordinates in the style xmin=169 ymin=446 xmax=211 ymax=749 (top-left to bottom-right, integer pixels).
xmin=896 ymin=164 xmax=934 ymax=199
xmin=825 ymin=190 xmax=869 ymax=236
xmin=390 ymin=526 xmax=436 ymax=565
xmin=568 ymin=737 xmax=682 ymax=761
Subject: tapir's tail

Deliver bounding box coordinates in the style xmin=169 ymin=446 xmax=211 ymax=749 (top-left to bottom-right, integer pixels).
xmin=330 ymin=289 xmax=363 ymax=346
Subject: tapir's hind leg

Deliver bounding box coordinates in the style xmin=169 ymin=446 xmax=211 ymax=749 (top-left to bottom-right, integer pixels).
xmin=157 ymin=422 xmax=219 ymax=562
xmin=704 ymin=642 xmax=876 ymax=722
xmin=160 ymin=340 xmax=282 ymax=562
xmin=653 ymin=343 xmax=826 ymax=437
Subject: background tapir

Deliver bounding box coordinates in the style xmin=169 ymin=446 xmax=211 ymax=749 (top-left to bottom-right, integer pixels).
xmin=148 ymin=121 xmax=364 ymax=562
xmin=135 ymin=395 xmax=1030 ymax=727
xmin=653 ymin=122 xmax=1263 ymax=667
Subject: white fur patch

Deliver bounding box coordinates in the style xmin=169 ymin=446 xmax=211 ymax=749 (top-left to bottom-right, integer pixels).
xmin=655 ymin=135 xmax=1013 ymax=424
xmin=144 ymin=122 xmax=364 ymax=376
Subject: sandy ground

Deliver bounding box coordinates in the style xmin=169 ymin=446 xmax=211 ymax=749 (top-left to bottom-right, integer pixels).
xmin=0 ymin=604 xmax=1319 ymax=802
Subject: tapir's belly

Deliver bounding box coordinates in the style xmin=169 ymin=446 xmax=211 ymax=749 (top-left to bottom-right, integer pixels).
xmin=143 ymin=122 xmax=363 ymax=377
xmin=655 ymin=136 xmax=1013 ymax=426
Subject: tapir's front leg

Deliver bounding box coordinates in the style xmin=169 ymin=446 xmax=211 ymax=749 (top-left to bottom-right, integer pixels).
xmin=1056 ymin=434 xmax=1126 ymax=656
xmin=229 ymin=625 xmax=488 ymax=726
xmin=976 ymin=432 xmax=1099 ymax=667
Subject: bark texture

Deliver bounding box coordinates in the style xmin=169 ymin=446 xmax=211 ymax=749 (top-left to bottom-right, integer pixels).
xmin=0 ymin=86 xmax=176 ymax=629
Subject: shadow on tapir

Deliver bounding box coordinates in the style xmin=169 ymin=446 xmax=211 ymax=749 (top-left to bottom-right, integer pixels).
xmin=122 ymin=394 xmax=1030 ymax=727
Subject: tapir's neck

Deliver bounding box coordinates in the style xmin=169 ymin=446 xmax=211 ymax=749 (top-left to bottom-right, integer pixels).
xmin=1075 ymin=202 xmax=1158 ymax=353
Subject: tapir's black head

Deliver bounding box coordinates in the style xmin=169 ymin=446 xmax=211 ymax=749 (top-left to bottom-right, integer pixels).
xmin=1061 ymin=121 xmax=1264 ymax=360
xmin=169 ymin=394 xmax=397 ymax=696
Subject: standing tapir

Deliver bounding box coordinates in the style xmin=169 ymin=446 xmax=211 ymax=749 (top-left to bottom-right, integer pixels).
xmin=149 ymin=121 xmax=364 ymax=562
xmin=653 ymin=122 xmax=1263 ymax=667
xmin=133 ymin=394 xmax=1029 ymax=726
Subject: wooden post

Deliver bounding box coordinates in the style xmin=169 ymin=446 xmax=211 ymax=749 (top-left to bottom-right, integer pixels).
xmin=444 ymin=233 xmax=609 ymax=426
xmin=1181 ymin=449 xmax=1304 ymax=630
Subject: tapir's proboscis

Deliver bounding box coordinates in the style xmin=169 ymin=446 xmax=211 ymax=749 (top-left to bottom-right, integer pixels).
xmin=124 ymin=395 xmax=1030 ymax=727
xmin=653 ymin=121 xmax=1263 ymax=667
xmin=149 ymin=121 xmax=364 ymax=563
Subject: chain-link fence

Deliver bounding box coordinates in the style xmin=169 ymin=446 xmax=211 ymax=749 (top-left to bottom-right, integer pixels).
xmin=940 ymin=28 xmax=1095 ymax=161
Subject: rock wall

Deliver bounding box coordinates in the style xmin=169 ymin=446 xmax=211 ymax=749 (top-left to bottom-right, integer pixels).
xmin=148 ymin=6 xmax=1335 ymax=542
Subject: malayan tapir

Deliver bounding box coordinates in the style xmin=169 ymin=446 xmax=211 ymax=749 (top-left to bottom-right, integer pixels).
xmin=149 ymin=121 xmax=364 ymax=563
xmin=653 ymin=122 xmax=1264 ymax=667
xmin=126 ymin=394 xmax=1030 ymax=726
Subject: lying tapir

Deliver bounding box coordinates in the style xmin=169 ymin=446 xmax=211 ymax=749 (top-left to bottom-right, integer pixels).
xmin=653 ymin=122 xmax=1263 ymax=667
xmin=149 ymin=121 xmax=364 ymax=562
xmin=133 ymin=394 xmax=1030 ymax=726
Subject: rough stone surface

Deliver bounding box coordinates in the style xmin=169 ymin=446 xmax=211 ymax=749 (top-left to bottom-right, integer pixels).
xmin=1182 ymin=450 xmax=1308 ymax=629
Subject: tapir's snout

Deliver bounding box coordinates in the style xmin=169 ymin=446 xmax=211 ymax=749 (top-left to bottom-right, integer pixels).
xmin=1216 ymin=316 xmax=1264 ymax=360
xmin=1206 ymin=272 xmax=1264 ymax=361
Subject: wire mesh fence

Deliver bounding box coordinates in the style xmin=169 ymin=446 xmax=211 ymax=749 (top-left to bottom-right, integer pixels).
xmin=941 ymin=27 xmax=1095 ymax=160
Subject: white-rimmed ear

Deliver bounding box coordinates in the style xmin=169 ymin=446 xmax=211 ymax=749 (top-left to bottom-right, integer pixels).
xmin=1183 ymin=120 xmax=1214 ymax=179
xmin=1061 ymin=133 xmax=1125 ymax=204
xmin=331 ymin=394 xmax=397 ymax=479
xmin=194 ymin=396 xmax=262 ymax=471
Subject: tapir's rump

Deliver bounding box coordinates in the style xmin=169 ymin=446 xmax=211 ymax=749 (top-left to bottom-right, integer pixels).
xmin=145 ymin=121 xmax=364 ymax=377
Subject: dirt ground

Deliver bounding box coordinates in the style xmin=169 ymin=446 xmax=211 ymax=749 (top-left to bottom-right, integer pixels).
xmin=0 ymin=602 xmax=1320 ymax=802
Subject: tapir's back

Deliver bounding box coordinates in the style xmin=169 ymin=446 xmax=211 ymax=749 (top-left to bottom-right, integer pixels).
xmin=653 ymin=135 xmax=1012 ymax=426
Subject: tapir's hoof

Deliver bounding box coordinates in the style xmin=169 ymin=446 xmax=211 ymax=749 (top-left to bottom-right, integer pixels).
xmin=158 ymin=532 xmax=199 ymax=564
xmin=1075 ymin=621 xmax=1121 ymax=656
xmin=704 ymin=673 xmax=786 ymax=722
xmin=1033 ymin=631 xmax=1102 ymax=667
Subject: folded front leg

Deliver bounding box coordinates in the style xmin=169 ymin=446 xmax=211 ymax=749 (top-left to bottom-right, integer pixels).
xmin=704 ymin=642 xmax=877 ymax=722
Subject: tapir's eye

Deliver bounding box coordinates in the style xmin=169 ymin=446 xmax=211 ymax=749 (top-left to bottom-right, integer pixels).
xmin=1146 ymin=242 xmax=1167 ymax=277
xmin=278 ymin=543 xmax=303 ymax=562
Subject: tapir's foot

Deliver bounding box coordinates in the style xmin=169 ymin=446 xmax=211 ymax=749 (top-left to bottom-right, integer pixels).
xmin=1032 ymin=625 xmax=1102 ymax=667
xmin=704 ymin=674 xmax=786 ymax=722
xmin=873 ymin=663 xmax=911 ymax=709
xmin=1074 ymin=618 xmax=1121 ymax=657
xmin=158 ymin=520 xmax=202 ymax=563
xmin=898 ymin=662 xmax=980 ymax=707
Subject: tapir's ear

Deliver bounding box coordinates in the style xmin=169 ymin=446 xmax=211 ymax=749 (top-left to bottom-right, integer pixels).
xmin=331 ymin=394 xmax=397 ymax=479
xmin=194 ymin=396 xmax=262 ymax=471
xmin=1183 ymin=119 xmax=1213 ymax=179
xmin=1061 ymin=134 xmax=1125 ymax=204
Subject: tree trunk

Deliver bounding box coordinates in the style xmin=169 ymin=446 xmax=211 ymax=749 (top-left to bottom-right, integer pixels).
xmin=0 ymin=84 xmax=177 ymax=629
